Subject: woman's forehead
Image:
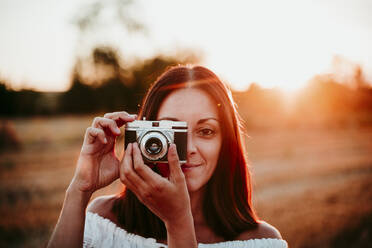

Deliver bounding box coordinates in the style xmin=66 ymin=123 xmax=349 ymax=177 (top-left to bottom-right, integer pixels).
xmin=157 ymin=88 xmax=219 ymax=120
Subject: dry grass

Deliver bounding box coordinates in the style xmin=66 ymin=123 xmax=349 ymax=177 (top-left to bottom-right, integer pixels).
xmin=0 ymin=115 xmax=371 ymax=247
xmin=247 ymin=127 xmax=372 ymax=247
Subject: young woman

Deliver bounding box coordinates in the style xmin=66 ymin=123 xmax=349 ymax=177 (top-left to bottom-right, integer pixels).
xmin=48 ymin=65 xmax=288 ymax=247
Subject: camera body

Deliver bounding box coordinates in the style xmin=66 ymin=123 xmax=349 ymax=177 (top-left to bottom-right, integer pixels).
xmin=125 ymin=120 xmax=187 ymax=164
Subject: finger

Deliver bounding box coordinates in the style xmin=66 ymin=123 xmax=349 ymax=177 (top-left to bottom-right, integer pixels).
xmin=132 ymin=142 xmax=167 ymax=184
xmin=85 ymin=127 xmax=107 ymax=144
xmin=120 ymin=175 xmax=147 ymax=205
xmin=119 ymin=149 xmax=147 ymax=204
xmin=120 ymin=143 xmax=148 ymax=192
xmin=103 ymin=111 xmax=137 ymax=128
xmin=92 ymin=117 xmax=121 ymax=136
xmin=120 ymin=143 xmax=133 ymax=183
xmin=167 ymin=144 xmax=184 ymax=183
xmin=120 ymin=170 xmax=136 ymax=192
xmin=119 ymin=170 xmax=142 ymax=201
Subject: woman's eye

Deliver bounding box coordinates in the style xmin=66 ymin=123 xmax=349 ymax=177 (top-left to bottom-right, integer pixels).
xmin=197 ymin=128 xmax=215 ymax=136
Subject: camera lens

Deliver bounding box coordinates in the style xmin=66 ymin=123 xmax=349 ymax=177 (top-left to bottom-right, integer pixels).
xmin=140 ymin=131 xmax=168 ymax=161
xmin=145 ymin=138 xmax=163 ymax=155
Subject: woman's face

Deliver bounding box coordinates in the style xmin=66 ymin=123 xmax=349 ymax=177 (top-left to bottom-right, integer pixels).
xmin=157 ymin=88 xmax=222 ymax=193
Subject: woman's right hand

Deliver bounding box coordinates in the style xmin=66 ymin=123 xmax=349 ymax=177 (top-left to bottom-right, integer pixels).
xmin=69 ymin=111 xmax=137 ymax=195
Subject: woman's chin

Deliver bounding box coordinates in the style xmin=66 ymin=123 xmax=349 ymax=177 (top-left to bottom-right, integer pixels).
xmin=185 ymin=177 xmax=205 ymax=193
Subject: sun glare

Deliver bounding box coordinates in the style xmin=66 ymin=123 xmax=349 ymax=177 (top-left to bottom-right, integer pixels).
xmin=196 ymin=0 xmax=351 ymax=93
xmin=0 ymin=0 xmax=370 ymax=92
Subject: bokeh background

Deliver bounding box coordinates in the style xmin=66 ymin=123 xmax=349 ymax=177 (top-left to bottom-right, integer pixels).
xmin=1 ymin=0 xmax=372 ymax=247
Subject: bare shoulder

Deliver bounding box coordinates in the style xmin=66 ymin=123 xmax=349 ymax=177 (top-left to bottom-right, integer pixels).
xmin=86 ymin=194 xmax=118 ymax=221
xmin=237 ymin=221 xmax=282 ymax=240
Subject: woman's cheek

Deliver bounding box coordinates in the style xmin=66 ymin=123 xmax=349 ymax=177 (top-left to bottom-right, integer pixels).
xmin=199 ymin=138 xmax=221 ymax=160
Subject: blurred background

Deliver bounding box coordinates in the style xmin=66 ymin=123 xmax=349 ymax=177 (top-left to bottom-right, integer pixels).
xmin=1 ymin=0 xmax=372 ymax=247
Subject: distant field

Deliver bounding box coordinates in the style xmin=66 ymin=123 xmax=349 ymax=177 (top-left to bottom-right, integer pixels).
xmin=0 ymin=115 xmax=371 ymax=247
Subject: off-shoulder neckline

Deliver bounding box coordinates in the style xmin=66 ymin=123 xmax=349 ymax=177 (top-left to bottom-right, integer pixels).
xmin=86 ymin=211 xmax=286 ymax=246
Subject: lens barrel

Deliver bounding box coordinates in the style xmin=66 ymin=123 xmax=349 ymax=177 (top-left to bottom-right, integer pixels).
xmin=140 ymin=131 xmax=168 ymax=161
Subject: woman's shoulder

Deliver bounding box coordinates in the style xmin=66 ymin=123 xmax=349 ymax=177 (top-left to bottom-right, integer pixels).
xmin=87 ymin=194 xmax=119 ymax=222
xmin=236 ymin=221 xmax=282 ymax=240
xmin=200 ymin=222 xmax=287 ymax=248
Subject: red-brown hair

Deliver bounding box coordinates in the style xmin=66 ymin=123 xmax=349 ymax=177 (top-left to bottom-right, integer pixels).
xmin=113 ymin=65 xmax=258 ymax=240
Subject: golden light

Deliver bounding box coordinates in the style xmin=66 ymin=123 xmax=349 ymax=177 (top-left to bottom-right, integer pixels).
xmin=0 ymin=0 xmax=370 ymax=92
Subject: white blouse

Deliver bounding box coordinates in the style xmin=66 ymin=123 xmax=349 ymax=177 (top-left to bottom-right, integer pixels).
xmin=84 ymin=212 xmax=288 ymax=248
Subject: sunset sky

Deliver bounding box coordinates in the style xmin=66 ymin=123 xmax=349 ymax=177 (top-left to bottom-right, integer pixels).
xmin=0 ymin=0 xmax=371 ymax=92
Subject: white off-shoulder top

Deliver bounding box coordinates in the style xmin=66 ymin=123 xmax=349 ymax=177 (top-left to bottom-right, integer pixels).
xmin=84 ymin=212 xmax=288 ymax=248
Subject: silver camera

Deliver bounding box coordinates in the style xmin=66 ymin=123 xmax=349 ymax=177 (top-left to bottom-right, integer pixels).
xmin=125 ymin=120 xmax=187 ymax=164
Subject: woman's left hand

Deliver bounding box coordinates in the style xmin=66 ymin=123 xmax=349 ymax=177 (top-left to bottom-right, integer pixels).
xmin=120 ymin=142 xmax=192 ymax=227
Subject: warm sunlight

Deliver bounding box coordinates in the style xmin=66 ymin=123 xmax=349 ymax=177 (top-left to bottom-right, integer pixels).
xmin=2 ymin=1 xmax=372 ymax=248
xmin=0 ymin=0 xmax=371 ymax=92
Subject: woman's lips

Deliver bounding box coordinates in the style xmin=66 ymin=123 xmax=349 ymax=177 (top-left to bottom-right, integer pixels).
xmin=181 ymin=163 xmax=202 ymax=171
xmin=183 ymin=163 xmax=201 ymax=167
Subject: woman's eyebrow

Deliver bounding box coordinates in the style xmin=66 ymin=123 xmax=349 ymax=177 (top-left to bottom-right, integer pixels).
xmin=158 ymin=117 xmax=219 ymax=124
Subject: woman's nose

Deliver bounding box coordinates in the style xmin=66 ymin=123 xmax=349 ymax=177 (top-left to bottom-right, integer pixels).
xmin=187 ymin=132 xmax=197 ymax=155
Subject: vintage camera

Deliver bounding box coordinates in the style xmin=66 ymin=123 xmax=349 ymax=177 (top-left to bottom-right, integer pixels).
xmin=124 ymin=119 xmax=187 ymax=164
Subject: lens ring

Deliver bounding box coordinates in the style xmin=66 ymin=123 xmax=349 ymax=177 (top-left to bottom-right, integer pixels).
xmin=140 ymin=132 xmax=168 ymax=161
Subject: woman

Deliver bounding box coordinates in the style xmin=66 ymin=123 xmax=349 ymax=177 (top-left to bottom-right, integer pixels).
xmin=48 ymin=65 xmax=288 ymax=247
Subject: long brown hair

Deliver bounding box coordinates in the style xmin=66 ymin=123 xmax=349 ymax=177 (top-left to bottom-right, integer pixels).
xmin=113 ymin=65 xmax=258 ymax=240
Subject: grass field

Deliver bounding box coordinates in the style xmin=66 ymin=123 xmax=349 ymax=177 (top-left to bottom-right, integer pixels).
xmin=0 ymin=115 xmax=371 ymax=247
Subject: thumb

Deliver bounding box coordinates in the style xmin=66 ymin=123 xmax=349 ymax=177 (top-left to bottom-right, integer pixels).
xmin=167 ymin=144 xmax=184 ymax=183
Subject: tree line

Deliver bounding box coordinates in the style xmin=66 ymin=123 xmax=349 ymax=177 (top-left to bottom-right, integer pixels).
xmin=0 ymin=47 xmax=199 ymax=116
xmin=1 ymin=47 xmax=372 ymax=128
xmin=233 ymin=65 xmax=372 ymax=128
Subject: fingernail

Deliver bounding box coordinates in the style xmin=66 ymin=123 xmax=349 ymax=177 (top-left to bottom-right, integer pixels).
xmin=104 ymin=137 xmax=108 ymax=143
xmin=115 ymin=127 xmax=121 ymax=133
xmin=170 ymin=144 xmax=176 ymax=152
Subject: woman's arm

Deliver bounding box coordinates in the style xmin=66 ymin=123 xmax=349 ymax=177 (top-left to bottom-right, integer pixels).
xmin=47 ymin=185 xmax=91 ymax=248
xmin=163 ymin=146 xmax=197 ymax=248
xmin=47 ymin=112 xmax=136 ymax=248
xmin=165 ymin=210 xmax=197 ymax=248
